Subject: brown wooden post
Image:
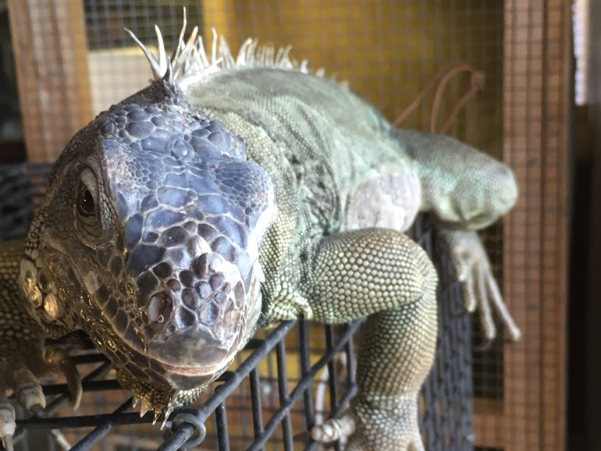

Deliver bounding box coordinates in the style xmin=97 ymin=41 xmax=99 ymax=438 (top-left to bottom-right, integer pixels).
xmin=7 ymin=0 xmax=93 ymax=163
xmin=473 ymin=0 xmax=570 ymax=449
xmin=471 ymin=0 xmax=570 ymax=449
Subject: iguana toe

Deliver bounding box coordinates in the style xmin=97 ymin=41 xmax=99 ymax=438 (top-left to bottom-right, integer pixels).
xmin=43 ymin=346 xmax=82 ymax=411
xmin=439 ymin=229 xmax=521 ymax=342
xmin=0 ymin=394 xmax=15 ymax=451
xmin=311 ymin=411 xmax=356 ymax=442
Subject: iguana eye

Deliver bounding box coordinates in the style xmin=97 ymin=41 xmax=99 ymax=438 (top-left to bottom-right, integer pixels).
xmin=77 ymin=187 xmax=95 ymax=217
xmin=74 ymin=168 xmax=103 ymax=241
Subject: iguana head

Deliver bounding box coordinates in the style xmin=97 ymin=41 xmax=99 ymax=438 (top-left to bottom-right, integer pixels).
xmin=19 ymin=46 xmax=277 ymax=416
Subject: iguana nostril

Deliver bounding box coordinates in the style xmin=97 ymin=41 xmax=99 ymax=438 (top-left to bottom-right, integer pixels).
xmin=147 ymin=292 xmax=173 ymax=324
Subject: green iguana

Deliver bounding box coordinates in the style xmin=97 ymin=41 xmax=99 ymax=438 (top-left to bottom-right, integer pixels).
xmin=0 ymin=15 xmax=520 ymax=451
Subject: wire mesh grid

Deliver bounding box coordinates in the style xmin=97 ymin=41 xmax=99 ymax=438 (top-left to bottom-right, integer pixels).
xmin=499 ymin=0 xmax=570 ymax=448
xmin=0 ymin=163 xmax=473 ymax=451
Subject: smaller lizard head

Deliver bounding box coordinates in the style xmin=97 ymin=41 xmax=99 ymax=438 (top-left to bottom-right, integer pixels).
xmin=19 ymin=76 xmax=277 ymax=414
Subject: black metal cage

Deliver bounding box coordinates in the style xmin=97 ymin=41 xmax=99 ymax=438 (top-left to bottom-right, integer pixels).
xmin=0 ymin=164 xmax=473 ymax=451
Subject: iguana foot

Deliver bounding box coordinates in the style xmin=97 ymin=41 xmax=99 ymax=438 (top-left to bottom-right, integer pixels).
xmin=0 ymin=367 xmax=45 ymax=451
xmin=312 ymin=400 xmax=424 ymax=451
xmin=42 ymin=346 xmax=82 ymax=411
xmin=6 ymin=365 xmax=73 ymax=451
xmin=438 ymin=229 xmax=521 ymax=342
xmin=11 ymin=346 xmax=83 ymax=415
xmin=311 ymin=411 xmax=356 ymax=443
xmin=2 ymin=351 xmax=79 ymax=451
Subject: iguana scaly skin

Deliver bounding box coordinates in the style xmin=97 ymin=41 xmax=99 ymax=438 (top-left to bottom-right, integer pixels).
xmin=0 ymin=18 xmax=519 ymax=451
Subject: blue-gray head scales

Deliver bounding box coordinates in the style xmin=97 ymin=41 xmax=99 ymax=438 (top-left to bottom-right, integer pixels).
xmin=18 ymin=16 xmax=278 ymax=415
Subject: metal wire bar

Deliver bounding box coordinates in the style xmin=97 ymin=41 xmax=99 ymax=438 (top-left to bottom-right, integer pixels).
xmin=248 ymin=367 xmax=265 ymax=450
xmin=70 ymin=354 xmax=109 ymax=365
xmin=70 ymin=398 xmax=133 ymax=451
xmin=40 ymin=380 xmax=123 ymax=397
xmin=298 ymin=319 xmax=316 ymax=432
xmin=246 ymin=320 xmax=362 ymax=451
xmin=325 ymin=325 xmax=341 ymax=451
xmin=215 ymin=403 xmax=230 ymax=451
xmin=156 ymin=423 xmax=193 ymax=451
xmin=275 ymin=339 xmax=294 ymax=451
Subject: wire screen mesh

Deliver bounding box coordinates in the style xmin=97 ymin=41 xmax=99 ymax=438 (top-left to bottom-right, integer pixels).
xmin=3 ymin=0 xmax=571 ymax=450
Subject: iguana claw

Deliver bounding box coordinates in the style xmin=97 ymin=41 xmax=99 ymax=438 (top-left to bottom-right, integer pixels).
xmin=43 ymin=346 xmax=82 ymax=410
xmin=311 ymin=412 xmax=356 ymax=442
xmin=439 ymin=229 xmax=521 ymax=342
xmin=0 ymin=393 xmax=15 ymax=451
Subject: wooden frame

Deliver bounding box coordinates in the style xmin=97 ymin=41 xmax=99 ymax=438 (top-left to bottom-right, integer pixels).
xmin=473 ymin=0 xmax=571 ymax=449
xmin=7 ymin=0 xmax=92 ymax=163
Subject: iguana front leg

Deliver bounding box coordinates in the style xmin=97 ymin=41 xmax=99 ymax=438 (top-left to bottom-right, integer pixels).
xmin=0 ymin=239 xmax=81 ymax=450
xmin=392 ymin=129 xmax=520 ymax=342
xmin=304 ymin=228 xmax=437 ymax=450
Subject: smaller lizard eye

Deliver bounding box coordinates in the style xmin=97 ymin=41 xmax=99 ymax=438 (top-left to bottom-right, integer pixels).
xmin=77 ymin=187 xmax=95 ymax=217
